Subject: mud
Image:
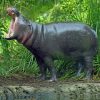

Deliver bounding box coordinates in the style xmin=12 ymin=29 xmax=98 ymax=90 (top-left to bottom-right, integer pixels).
xmin=0 ymin=74 xmax=100 ymax=87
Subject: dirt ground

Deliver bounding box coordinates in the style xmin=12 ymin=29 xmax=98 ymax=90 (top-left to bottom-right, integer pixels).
xmin=0 ymin=74 xmax=100 ymax=87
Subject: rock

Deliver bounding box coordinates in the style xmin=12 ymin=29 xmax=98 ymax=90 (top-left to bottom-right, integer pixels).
xmin=0 ymin=83 xmax=100 ymax=100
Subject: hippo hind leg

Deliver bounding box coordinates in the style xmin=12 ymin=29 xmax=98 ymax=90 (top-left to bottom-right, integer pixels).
xmin=84 ymin=56 xmax=94 ymax=79
xmin=75 ymin=58 xmax=85 ymax=77
xmin=76 ymin=56 xmax=94 ymax=79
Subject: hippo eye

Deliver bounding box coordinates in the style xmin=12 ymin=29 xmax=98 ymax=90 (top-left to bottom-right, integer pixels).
xmin=27 ymin=24 xmax=31 ymax=29
xmin=28 ymin=24 xmax=31 ymax=27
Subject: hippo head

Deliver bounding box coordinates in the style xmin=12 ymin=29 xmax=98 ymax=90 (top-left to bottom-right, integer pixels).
xmin=5 ymin=7 xmax=30 ymax=41
xmin=5 ymin=7 xmax=20 ymax=40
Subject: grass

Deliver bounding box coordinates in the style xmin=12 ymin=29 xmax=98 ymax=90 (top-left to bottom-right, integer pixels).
xmin=0 ymin=0 xmax=100 ymax=79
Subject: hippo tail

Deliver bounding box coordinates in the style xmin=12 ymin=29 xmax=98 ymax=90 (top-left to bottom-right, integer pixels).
xmin=90 ymin=29 xmax=98 ymax=55
xmin=91 ymin=29 xmax=97 ymax=38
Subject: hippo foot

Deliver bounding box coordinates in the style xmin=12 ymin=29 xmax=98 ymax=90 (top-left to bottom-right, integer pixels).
xmin=39 ymin=75 xmax=46 ymax=81
xmin=76 ymin=73 xmax=85 ymax=78
xmin=85 ymin=75 xmax=93 ymax=80
xmin=76 ymin=72 xmax=81 ymax=77
xmin=85 ymin=71 xmax=93 ymax=80
xmin=48 ymin=77 xmax=57 ymax=82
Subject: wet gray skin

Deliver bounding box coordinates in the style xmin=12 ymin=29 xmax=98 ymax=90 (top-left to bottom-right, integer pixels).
xmin=5 ymin=7 xmax=98 ymax=81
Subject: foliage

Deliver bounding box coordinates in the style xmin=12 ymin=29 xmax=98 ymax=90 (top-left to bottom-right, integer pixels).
xmin=0 ymin=0 xmax=100 ymax=79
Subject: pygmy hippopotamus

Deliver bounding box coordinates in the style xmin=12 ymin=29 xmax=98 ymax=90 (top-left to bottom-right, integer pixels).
xmin=5 ymin=7 xmax=98 ymax=81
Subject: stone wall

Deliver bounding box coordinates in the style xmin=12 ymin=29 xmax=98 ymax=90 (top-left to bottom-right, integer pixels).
xmin=0 ymin=83 xmax=100 ymax=100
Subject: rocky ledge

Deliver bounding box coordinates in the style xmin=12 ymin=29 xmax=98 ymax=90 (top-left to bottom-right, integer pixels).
xmin=0 ymin=83 xmax=100 ymax=100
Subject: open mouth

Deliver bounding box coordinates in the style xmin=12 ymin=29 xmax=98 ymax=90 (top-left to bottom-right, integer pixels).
xmin=5 ymin=8 xmax=16 ymax=40
xmin=7 ymin=7 xmax=16 ymax=29
xmin=5 ymin=7 xmax=20 ymax=40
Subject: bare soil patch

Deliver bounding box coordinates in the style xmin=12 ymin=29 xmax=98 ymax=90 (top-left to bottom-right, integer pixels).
xmin=0 ymin=74 xmax=100 ymax=87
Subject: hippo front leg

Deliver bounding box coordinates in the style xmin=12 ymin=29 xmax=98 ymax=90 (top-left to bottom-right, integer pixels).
xmin=44 ymin=57 xmax=57 ymax=82
xmin=36 ymin=57 xmax=47 ymax=80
